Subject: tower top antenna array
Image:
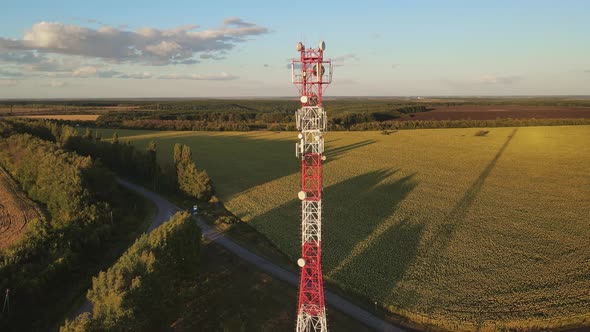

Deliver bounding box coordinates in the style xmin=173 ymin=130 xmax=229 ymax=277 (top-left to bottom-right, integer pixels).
xmin=291 ymin=41 xmax=332 ymax=332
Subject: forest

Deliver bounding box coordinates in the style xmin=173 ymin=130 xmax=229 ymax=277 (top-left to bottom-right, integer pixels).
xmin=0 ymin=119 xmax=213 ymax=331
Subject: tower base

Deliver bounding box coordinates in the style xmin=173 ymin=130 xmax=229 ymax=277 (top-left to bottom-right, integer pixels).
xmin=296 ymin=309 xmax=328 ymax=332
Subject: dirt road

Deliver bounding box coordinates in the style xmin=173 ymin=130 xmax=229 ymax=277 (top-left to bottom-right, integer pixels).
xmin=76 ymin=179 xmax=403 ymax=332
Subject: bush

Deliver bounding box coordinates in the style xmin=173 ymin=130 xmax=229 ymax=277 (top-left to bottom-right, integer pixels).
xmin=475 ymin=130 xmax=490 ymax=136
xmin=215 ymin=215 xmax=239 ymax=225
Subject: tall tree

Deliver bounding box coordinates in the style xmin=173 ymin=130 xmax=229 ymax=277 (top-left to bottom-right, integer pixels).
xmin=83 ymin=128 xmax=93 ymax=140
xmin=173 ymin=144 xmax=213 ymax=202
xmin=147 ymin=140 xmax=159 ymax=188
xmin=173 ymin=143 xmax=182 ymax=166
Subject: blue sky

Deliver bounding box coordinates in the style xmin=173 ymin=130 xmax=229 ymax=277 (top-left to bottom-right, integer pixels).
xmin=0 ymin=0 xmax=588 ymax=98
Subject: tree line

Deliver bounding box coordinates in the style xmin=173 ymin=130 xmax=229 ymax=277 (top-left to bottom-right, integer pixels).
xmin=94 ymin=110 xmax=590 ymax=132
xmin=95 ymin=105 xmax=429 ymax=131
xmin=347 ymin=117 xmax=590 ymax=131
xmin=61 ymin=212 xmax=200 ymax=332
xmin=2 ymin=119 xmax=214 ymax=205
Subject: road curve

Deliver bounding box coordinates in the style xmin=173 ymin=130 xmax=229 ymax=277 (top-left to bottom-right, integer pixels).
xmin=78 ymin=179 xmax=404 ymax=332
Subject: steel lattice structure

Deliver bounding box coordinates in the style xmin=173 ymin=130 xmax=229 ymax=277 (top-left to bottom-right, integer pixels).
xmin=291 ymin=41 xmax=332 ymax=332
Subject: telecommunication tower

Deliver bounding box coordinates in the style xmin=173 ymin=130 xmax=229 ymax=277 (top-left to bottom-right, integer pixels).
xmin=291 ymin=40 xmax=333 ymax=332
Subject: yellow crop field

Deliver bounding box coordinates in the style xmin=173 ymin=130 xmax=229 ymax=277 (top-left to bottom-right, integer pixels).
xmin=99 ymin=126 xmax=590 ymax=330
xmin=0 ymin=167 xmax=43 ymax=249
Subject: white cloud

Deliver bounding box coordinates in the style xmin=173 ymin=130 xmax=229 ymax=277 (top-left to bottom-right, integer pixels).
xmin=0 ymin=79 xmax=18 ymax=86
xmin=24 ymin=57 xmax=62 ymax=72
xmin=478 ymin=75 xmax=522 ymax=84
xmin=332 ymin=53 xmax=360 ymax=67
xmin=72 ymin=66 xmax=98 ymax=77
xmin=0 ymin=52 xmax=43 ymax=64
xmin=158 ymin=72 xmax=238 ymax=80
xmin=0 ymin=52 xmax=81 ymax=73
xmin=0 ymin=19 xmax=268 ymax=66
xmin=199 ymin=53 xmax=225 ymax=60
xmin=97 ymin=69 xmax=124 ymax=78
xmin=0 ymin=69 xmax=23 ymax=77
xmin=119 ymin=72 xmax=152 ymax=79
xmin=223 ymin=17 xmax=254 ymax=28
xmin=145 ymin=41 xmax=182 ymax=57
xmin=47 ymin=80 xmax=66 ymax=87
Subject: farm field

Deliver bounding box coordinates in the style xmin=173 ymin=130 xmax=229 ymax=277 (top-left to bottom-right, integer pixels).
xmin=97 ymin=126 xmax=590 ymax=329
xmin=0 ymin=166 xmax=43 ymax=249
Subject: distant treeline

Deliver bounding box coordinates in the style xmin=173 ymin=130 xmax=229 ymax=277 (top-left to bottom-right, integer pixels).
xmin=4 ymin=97 xmax=590 ymax=131
xmin=94 ymin=107 xmax=590 ymax=131
xmin=2 ymin=97 xmax=590 ymax=109
xmin=96 ymin=105 xmax=430 ymax=131
xmin=348 ymin=118 xmax=590 ymax=130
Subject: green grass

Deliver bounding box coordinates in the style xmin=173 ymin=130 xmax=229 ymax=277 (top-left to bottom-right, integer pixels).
xmin=170 ymin=241 xmax=371 ymax=332
xmin=95 ymin=126 xmax=590 ymax=330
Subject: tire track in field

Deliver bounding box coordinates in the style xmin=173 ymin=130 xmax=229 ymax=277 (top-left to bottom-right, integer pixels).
xmin=0 ymin=203 xmax=12 ymax=234
xmin=0 ymin=167 xmax=43 ymax=248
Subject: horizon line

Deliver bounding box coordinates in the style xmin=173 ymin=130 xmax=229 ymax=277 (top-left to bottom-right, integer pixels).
xmin=1 ymin=95 xmax=590 ymax=101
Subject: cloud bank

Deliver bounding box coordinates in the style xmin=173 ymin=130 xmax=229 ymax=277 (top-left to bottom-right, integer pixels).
xmin=478 ymin=75 xmax=521 ymax=84
xmin=157 ymin=72 xmax=238 ymax=80
xmin=332 ymin=53 xmax=359 ymax=67
xmin=0 ymin=79 xmax=18 ymax=86
xmin=0 ymin=18 xmax=263 ymax=84
xmin=0 ymin=19 xmax=268 ymax=65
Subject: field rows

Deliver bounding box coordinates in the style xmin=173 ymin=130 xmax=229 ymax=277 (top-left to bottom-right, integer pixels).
xmin=0 ymin=167 xmax=43 ymax=249
xmin=100 ymin=126 xmax=590 ymax=328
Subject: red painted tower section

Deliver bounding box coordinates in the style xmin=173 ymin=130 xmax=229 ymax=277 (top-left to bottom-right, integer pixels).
xmin=292 ymin=41 xmax=332 ymax=332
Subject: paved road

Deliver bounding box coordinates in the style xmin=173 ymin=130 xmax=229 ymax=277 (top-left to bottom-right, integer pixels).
xmin=77 ymin=179 xmax=404 ymax=332
xmin=73 ymin=179 xmax=182 ymax=318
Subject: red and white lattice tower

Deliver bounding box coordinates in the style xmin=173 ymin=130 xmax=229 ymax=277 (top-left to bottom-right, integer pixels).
xmin=291 ymin=40 xmax=332 ymax=332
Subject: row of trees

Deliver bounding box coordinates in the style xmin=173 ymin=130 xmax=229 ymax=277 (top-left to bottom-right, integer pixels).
xmin=96 ymin=113 xmax=590 ymax=132
xmin=346 ymin=117 xmax=590 ymax=130
xmin=67 ymin=130 xmax=164 ymax=189
xmin=2 ymin=119 xmax=215 ymax=203
xmin=95 ymin=105 xmax=429 ymax=132
xmin=0 ymin=118 xmax=77 ymax=146
xmin=3 ymin=97 xmax=590 ymax=111
xmin=119 ymin=119 xmax=257 ymax=131
xmin=61 ymin=212 xmax=201 ymax=332
xmin=331 ymin=106 xmax=429 ymax=129
xmin=74 ymin=130 xmax=214 ymax=203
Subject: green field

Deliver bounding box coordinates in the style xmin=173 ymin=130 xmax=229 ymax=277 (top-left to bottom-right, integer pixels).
xmin=97 ymin=126 xmax=590 ymax=330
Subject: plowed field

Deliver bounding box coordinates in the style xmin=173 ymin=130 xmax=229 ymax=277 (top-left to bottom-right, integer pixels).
xmin=0 ymin=167 xmax=43 ymax=249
